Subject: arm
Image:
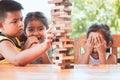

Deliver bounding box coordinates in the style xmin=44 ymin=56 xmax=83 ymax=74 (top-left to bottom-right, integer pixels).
xmin=22 ymin=36 xmax=39 ymax=50
xmin=23 ymin=36 xmax=52 ymax=64
xmin=41 ymin=53 xmax=52 ymax=64
xmin=80 ymin=36 xmax=94 ymax=64
xmin=94 ymin=34 xmax=107 ymax=64
xmin=0 ymin=30 xmax=53 ymax=66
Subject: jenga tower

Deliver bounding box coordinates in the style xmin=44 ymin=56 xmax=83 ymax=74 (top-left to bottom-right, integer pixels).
xmin=48 ymin=0 xmax=74 ymax=69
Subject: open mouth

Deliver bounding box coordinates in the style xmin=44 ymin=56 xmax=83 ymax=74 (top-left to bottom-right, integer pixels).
xmin=91 ymin=51 xmax=99 ymax=59
xmin=92 ymin=51 xmax=98 ymax=54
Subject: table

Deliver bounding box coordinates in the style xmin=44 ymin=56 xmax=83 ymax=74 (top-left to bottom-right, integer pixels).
xmin=0 ymin=64 xmax=120 ymax=80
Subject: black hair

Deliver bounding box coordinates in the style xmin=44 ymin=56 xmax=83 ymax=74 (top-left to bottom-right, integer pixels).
xmin=87 ymin=23 xmax=113 ymax=45
xmin=0 ymin=0 xmax=23 ymax=21
xmin=24 ymin=11 xmax=48 ymax=32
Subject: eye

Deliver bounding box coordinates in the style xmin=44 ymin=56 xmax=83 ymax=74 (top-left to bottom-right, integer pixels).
xmin=27 ymin=28 xmax=33 ymax=32
xmin=38 ymin=27 xmax=44 ymax=31
xmin=11 ymin=21 xmax=17 ymax=23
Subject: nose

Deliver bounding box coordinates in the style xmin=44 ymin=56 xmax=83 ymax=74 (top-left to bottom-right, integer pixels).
xmin=18 ymin=20 xmax=24 ymax=29
xmin=33 ymin=30 xmax=40 ymax=36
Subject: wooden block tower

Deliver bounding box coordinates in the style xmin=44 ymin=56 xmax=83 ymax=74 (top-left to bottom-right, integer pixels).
xmin=48 ymin=0 xmax=74 ymax=69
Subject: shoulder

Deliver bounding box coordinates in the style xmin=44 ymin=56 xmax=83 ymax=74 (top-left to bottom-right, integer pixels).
xmin=0 ymin=35 xmax=16 ymax=52
xmin=0 ymin=35 xmax=13 ymax=43
xmin=107 ymin=54 xmax=117 ymax=64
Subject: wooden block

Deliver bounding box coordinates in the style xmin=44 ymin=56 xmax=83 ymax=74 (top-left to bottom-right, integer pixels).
xmin=51 ymin=6 xmax=64 ymax=10
xmin=52 ymin=54 xmax=72 ymax=64
xmin=54 ymin=21 xmax=71 ymax=25
xmin=54 ymin=1 xmax=72 ymax=7
xmin=48 ymin=0 xmax=54 ymax=4
xmin=62 ymin=56 xmax=74 ymax=60
xmin=53 ymin=64 xmax=74 ymax=69
xmin=60 ymin=38 xmax=73 ymax=42
xmin=48 ymin=0 xmax=66 ymax=4
xmin=64 ymin=8 xmax=71 ymax=13
xmin=54 ymin=24 xmax=65 ymax=28
xmin=58 ymin=60 xmax=71 ymax=66
xmin=52 ymin=30 xmax=65 ymax=34
xmin=62 ymin=1 xmax=72 ymax=6
xmin=52 ymin=54 xmax=63 ymax=63
xmin=56 ymin=49 xmax=68 ymax=54
xmin=59 ymin=14 xmax=71 ymax=19
xmin=51 ymin=11 xmax=60 ymax=16
xmin=51 ymin=6 xmax=71 ymax=15
xmin=52 ymin=16 xmax=68 ymax=22
xmin=64 ymin=27 xmax=72 ymax=32
xmin=56 ymin=48 xmax=68 ymax=52
xmin=52 ymin=42 xmax=61 ymax=45
xmin=52 ymin=54 xmax=73 ymax=61
xmin=54 ymin=33 xmax=66 ymax=37
xmin=54 ymin=0 xmax=64 ymax=3
xmin=54 ymin=25 xmax=72 ymax=32
xmin=63 ymin=44 xmax=73 ymax=48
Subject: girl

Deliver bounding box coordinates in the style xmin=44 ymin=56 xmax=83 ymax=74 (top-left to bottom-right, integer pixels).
xmin=79 ymin=23 xmax=117 ymax=64
xmin=23 ymin=11 xmax=52 ymax=64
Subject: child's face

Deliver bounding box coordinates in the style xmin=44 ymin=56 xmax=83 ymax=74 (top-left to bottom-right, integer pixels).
xmin=88 ymin=32 xmax=107 ymax=59
xmin=1 ymin=11 xmax=23 ymax=37
xmin=25 ymin=20 xmax=46 ymax=43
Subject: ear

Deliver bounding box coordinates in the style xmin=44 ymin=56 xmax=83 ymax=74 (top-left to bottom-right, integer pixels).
xmin=107 ymin=41 xmax=112 ymax=48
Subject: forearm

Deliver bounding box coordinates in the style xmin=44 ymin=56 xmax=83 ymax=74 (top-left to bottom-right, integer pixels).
xmin=81 ymin=52 xmax=90 ymax=64
xmin=99 ymin=52 xmax=107 ymax=64
xmin=15 ymin=42 xmax=50 ymax=66
xmin=41 ymin=53 xmax=52 ymax=64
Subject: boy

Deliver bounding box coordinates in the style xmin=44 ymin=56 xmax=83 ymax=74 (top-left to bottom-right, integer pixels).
xmin=0 ymin=0 xmax=53 ymax=66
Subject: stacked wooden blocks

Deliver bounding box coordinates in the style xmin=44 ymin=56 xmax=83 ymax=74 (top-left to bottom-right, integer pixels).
xmin=48 ymin=0 xmax=74 ymax=69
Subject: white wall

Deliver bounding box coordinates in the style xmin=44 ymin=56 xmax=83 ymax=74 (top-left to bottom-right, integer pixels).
xmin=15 ymin=0 xmax=54 ymax=19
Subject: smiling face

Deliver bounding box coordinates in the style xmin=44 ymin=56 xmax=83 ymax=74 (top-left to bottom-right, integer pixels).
xmin=1 ymin=11 xmax=23 ymax=37
xmin=25 ymin=20 xmax=46 ymax=43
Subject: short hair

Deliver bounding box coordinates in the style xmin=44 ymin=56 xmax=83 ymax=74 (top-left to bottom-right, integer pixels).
xmin=0 ymin=0 xmax=23 ymax=21
xmin=24 ymin=11 xmax=48 ymax=31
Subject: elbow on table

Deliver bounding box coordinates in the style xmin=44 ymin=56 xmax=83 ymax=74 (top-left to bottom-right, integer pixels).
xmin=10 ymin=59 xmax=27 ymax=66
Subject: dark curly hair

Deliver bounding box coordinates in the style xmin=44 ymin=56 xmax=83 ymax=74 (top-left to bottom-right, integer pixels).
xmin=87 ymin=23 xmax=113 ymax=45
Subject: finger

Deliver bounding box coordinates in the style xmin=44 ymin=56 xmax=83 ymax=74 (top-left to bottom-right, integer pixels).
xmin=99 ymin=35 xmax=104 ymax=43
xmin=98 ymin=34 xmax=103 ymax=44
xmin=95 ymin=35 xmax=99 ymax=44
xmin=91 ymin=37 xmax=94 ymax=46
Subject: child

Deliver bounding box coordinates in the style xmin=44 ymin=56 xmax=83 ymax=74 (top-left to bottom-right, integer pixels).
xmin=0 ymin=0 xmax=53 ymax=66
xmin=79 ymin=23 xmax=117 ymax=64
xmin=23 ymin=11 xmax=52 ymax=64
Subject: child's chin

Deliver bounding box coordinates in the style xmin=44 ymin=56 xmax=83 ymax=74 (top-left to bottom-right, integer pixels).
xmin=93 ymin=56 xmax=99 ymax=59
xmin=92 ymin=53 xmax=99 ymax=59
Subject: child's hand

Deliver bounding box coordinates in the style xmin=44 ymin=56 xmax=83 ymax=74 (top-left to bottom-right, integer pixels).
xmin=85 ymin=36 xmax=94 ymax=55
xmin=23 ymin=36 xmax=39 ymax=49
xmin=94 ymin=34 xmax=106 ymax=55
xmin=44 ymin=27 xmax=54 ymax=50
